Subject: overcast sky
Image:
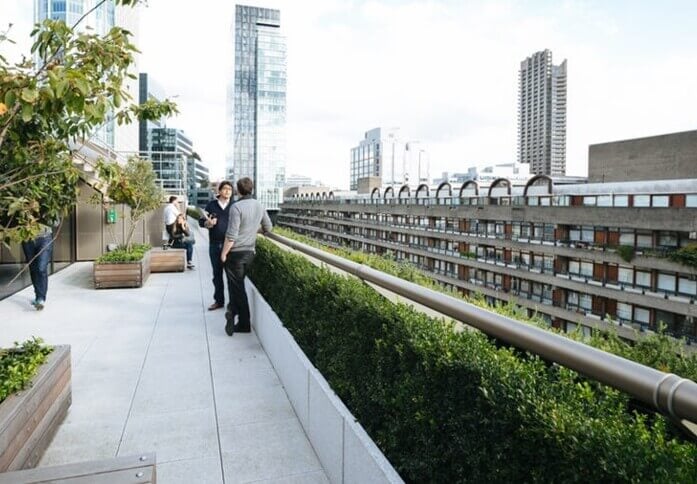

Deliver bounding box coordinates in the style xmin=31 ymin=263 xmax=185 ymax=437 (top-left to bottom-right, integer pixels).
xmin=4 ymin=0 xmax=697 ymax=189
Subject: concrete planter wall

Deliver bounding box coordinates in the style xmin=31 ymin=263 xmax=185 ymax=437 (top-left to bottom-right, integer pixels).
xmin=93 ymin=250 xmax=151 ymax=289
xmin=0 ymin=345 xmax=71 ymax=472
xmin=248 ymin=283 xmax=403 ymax=484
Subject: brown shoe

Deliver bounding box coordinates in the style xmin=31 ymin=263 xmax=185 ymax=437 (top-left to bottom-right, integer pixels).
xmin=208 ymin=302 xmax=224 ymax=311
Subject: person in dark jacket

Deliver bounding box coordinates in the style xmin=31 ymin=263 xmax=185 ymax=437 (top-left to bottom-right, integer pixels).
xmin=199 ymin=180 xmax=234 ymax=310
xmin=171 ymin=213 xmax=195 ymax=269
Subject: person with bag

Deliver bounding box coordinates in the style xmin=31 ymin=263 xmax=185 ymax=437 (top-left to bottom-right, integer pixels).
xmin=171 ymin=213 xmax=195 ymax=269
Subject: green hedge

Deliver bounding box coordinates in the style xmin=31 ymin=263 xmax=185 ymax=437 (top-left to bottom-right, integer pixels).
xmin=1 ymin=338 xmax=52 ymax=404
xmin=249 ymin=238 xmax=697 ymax=483
xmin=274 ymin=227 xmax=697 ymax=382
xmin=95 ymin=243 xmax=151 ymax=263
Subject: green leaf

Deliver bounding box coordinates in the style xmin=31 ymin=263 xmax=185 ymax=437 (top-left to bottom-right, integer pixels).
xmin=21 ymin=103 xmax=33 ymax=122
xmin=20 ymin=88 xmax=38 ymax=103
xmin=4 ymin=90 xmax=16 ymax=107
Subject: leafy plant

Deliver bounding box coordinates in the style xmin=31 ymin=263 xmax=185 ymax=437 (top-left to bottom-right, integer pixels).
xmin=95 ymin=157 xmax=163 ymax=251
xmin=95 ymin=243 xmax=150 ymax=263
xmin=669 ymin=243 xmax=697 ymax=268
xmin=0 ymin=337 xmax=52 ymax=403
xmin=0 ymin=0 xmax=177 ymax=244
xmin=249 ymin=238 xmax=697 ymax=482
xmin=275 ymin=226 xmax=697 ymax=381
xmin=617 ymin=244 xmax=635 ymax=262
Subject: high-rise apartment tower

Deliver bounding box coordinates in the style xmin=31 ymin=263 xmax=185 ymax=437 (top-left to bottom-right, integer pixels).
xmin=518 ymin=49 xmax=567 ymax=176
xmin=226 ymin=5 xmax=286 ymax=211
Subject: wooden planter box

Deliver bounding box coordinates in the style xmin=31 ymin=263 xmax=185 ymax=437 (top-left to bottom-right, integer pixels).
xmin=150 ymin=247 xmax=186 ymax=273
xmin=0 ymin=345 xmax=71 ymax=472
xmin=94 ymin=250 xmax=151 ymax=289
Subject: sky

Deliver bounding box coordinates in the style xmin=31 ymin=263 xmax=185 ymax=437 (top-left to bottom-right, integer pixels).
xmin=3 ymin=0 xmax=697 ymax=189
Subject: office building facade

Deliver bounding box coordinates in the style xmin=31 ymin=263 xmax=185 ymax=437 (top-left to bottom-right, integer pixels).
xmin=279 ymin=177 xmax=697 ymax=343
xmin=227 ymin=5 xmax=286 ymax=211
xmin=518 ymin=50 xmax=567 ymax=176
xmin=350 ymin=128 xmax=429 ymax=190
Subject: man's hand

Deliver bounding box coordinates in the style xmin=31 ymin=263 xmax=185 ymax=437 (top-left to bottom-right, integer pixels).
xmin=220 ymin=251 xmax=227 ymax=263
xmin=205 ymin=217 xmax=217 ymax=228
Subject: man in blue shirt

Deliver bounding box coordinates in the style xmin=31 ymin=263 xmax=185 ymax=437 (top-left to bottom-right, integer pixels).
xmin=199 ymin=181 xmax=234 ymax=310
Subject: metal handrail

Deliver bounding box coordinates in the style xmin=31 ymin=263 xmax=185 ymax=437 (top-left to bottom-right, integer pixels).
xmin=266 ymin=232 xmax=697 ymax=424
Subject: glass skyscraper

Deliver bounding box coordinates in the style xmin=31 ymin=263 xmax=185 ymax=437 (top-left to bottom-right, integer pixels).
xmin=227 ymin=5 xmax=286 ymax=211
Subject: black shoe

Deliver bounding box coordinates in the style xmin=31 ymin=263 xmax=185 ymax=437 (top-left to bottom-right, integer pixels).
xmin=234 ymin=323 xmax=251 ymax=333
xmin=224 ymin=311 xmax=234 ymax=336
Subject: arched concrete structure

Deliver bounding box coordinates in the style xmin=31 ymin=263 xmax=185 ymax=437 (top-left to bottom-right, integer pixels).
xmin=371 ymin=187 xmax=381 ymax=201
xmin=488 ymin=178 xmax=511 ymax=197
xmin=524 ymin=174 xmax=554 ymax=196
xmin=415 ymin=183 xmax=430 ymax=198
xmin=384 ymin=186 xmax=394 ymax=200
xmin=436 ymin=181 xmax=452 ymax=198
xmin=398 ymin=184 xmax=411 ymax=199
xmin=459 ymin=180 xmax=479 ymax=197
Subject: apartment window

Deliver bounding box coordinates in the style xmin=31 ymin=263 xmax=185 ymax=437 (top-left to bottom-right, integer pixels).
xmin=687 ymin=194 xmax=697 ymax=207
xmin=580 ymin=261 xmax=593 ymax=277
xmin=618 ymin=267 xmax=633 ymax=284
xmin=614 ymin=195 xmax=629 ymax=207
xmin=634 ymin=307 xmax=650 ymax=325
xmin=619 ymin=229 xmax=634 ymax=246
xmin=657 ymin=273 xmax=676 ymax=293
xmin=658 ymin=232 xmax=678 ymax=247
xmin=635 ymin=270 xmax=651 ymax=288
xmin=520 ymin=280 xmax=530 ymax=293
xmin=539 ymin=196 xmax=551 ymax=206
xmin=570 ymin=227 xmax=580 ymax=241
xmin=569 ymin=260 xmax=580 ymax=274
xmin=636 ymin=232 xmax=653 ymax=248
xmin=678 ymin=277 xmax=697 ymax=296
xmin=581 ymin=227 xmax=594 ymax=243
xmin=579 ymin=294 xmax=592 ymax=310
xmin=583 ymin=196 xmax=597 ymax=206
xmin=634 ymin=195 xmax=650 ymax=207
xmin=617 ymin=302 xmax=632 ymax=321
xmin=652 ymin=195 xmax=670 ymax=207
xmin=597 ymin=195 xmax=612 ymax=207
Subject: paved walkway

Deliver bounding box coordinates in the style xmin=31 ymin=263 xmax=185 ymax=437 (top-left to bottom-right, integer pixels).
xmin=0 ymin=226 xmax=328 ymax=484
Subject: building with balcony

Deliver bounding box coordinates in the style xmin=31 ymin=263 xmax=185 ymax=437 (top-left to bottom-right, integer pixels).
xmin=227 ymin=4 xmax=286 ymax=211
xmin=518 ymin=49 xmax=567 ymax=176
xmin=278 ymin=176 xmax=697 ymax=341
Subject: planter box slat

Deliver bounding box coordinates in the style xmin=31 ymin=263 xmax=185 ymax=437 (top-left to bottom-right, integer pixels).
xmin=5 ymin=372 xmax=71 ymax=471
xmin=0 ymin=453 xmax=156 ymax=484
xmin=94 ymin=251 xmax=151 ymax=289
xmin=0 ymin=346 xmax=71 ymax=472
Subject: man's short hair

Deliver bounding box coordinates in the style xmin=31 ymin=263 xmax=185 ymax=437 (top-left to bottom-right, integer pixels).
xmin=169 ymin=195 xmax=178 ymax=203
xmin=237 ymin=177 xmax=254 ymax=196
xmin=218 ymin=180 xmax=234 ymax=192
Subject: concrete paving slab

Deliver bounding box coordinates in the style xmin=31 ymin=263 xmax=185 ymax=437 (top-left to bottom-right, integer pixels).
xmin=220 ymin=418 xmax=323 ymax=483
xmin=0 ymin=227 xmax=327 ymax=483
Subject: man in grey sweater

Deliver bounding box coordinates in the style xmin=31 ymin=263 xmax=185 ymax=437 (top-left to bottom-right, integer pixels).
xmin=220 ymin=177 xmax=273 ymax=336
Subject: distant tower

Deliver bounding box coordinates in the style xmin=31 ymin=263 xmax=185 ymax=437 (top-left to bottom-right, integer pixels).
xmin=518 ymin=49 xmax=567 ymax=176
xmin=227 ymin=5 xmax=286 ymax=211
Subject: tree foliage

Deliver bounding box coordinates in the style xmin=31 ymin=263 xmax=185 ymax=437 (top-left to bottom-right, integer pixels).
xmin=0 ymin=0 xmax=177 ymax=244
xmin=95 ymin=157 xmax=163 ymax=250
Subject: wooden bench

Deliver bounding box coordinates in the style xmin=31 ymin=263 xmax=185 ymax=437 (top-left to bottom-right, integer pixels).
xmin=150 ymin=247 xmax=186 ymax=273
xmin=0 ymin=453 xmax=156 ymax=483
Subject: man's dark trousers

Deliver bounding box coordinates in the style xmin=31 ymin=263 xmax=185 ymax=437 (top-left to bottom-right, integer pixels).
xmin=21 ymin=233 xmax=53 ymax=302
xmin=224 ymin=250 xmax=255 ymax=331
xmin=209 ymin=240 xmax=225 ymax=306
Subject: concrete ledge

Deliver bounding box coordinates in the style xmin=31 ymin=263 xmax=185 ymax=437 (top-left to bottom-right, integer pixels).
xmin=248 ymin=282 xmax=403 ymax=484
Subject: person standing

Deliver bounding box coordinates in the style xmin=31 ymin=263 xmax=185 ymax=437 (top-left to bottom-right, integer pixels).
xmin=21 ymin=224 xmax=54 ymax=310
xmin=200 ymin=181 xmax=234 ymax=310
xmin=220 ymin=177 xmax=272 ymax=336
xmin=171 ymin=213 xmax=195 ymax=269
xmin=163 ymin=195 xmax=179 ymax=243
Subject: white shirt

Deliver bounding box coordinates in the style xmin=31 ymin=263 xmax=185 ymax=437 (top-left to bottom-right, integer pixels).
xmin=217 ymin=199 xmax=229 ymax=210
xmin=164 ymin=203 xmax=179 ymax=225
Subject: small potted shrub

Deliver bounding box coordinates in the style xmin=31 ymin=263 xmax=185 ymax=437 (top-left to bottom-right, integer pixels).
xmin=92 ymin=157 xmax=163 ymax=289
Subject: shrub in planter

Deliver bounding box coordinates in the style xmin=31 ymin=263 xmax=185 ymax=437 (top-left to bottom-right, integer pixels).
xmin=617 ymin=244 xmax=635 ymax=262
xmin=669 ymin=243 xmax=697 ymax=268
xmin=0 ymin=338 xmax=52 ymax=404
xmin=249 ymin=238 xmax=697 ymax=482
